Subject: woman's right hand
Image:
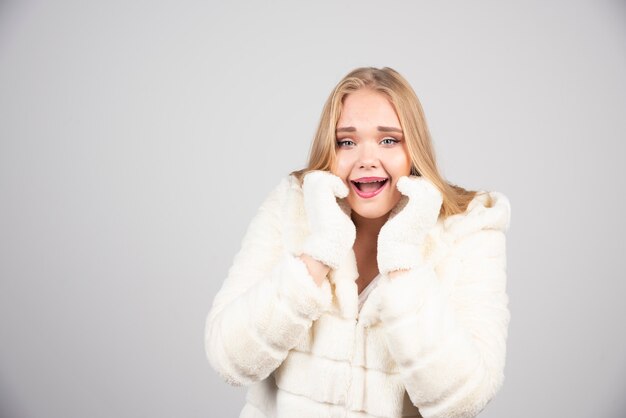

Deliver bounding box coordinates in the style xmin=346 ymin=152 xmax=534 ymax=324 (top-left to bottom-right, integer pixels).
xmin=301 ymin=170 xmax=356 ymax=270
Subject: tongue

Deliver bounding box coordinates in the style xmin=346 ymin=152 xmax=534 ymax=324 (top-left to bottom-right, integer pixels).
xmin=360 ymin=181 xmax=383 ymax=193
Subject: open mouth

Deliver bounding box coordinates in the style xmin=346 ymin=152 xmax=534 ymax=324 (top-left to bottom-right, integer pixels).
xmin=351 ymin=178 xmax=388 ymax=192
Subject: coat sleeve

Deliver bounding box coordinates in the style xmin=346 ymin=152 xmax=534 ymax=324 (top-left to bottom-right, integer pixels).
xmin=375 ymin=193 xmax=511 ymax=418
xmin=204 ymin=177 xmax=333 ymax=387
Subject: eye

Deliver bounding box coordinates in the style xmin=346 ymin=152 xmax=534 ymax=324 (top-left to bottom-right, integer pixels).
xmin=381 ymin=137 xmax=400 ymax=145
xmin=336 ymin=139 xmax=355 ymax=147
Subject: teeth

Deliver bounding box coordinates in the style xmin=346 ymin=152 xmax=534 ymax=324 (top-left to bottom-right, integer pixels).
xmin=354 ymin=179 xmax=387 ymax=184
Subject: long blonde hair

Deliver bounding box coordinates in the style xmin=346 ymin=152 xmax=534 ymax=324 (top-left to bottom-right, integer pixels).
xmin=290 ymin=66 xmax=488 ymax=219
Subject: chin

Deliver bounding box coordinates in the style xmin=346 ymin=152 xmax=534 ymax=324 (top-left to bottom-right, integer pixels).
xmin=348 ymin=200 xmax=395 ymax=220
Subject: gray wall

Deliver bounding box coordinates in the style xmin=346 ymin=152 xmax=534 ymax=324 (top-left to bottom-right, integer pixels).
xmin=1 ymin=0 xmax=625 ymax=417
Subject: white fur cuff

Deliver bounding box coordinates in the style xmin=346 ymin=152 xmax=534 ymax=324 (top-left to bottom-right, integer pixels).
xmin=376 ymin=242 xmax=425 ymax=276
xmin=301 ymin=235 xmax=348 ymax=271
xmin=276 ymin=253 xmax=333 ymax=320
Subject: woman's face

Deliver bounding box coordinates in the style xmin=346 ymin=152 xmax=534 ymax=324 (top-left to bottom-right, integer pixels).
xmin=332 ymin=88 xmax=411 ymax=220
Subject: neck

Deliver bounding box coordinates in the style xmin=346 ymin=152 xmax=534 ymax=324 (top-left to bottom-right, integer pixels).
xmin=351 ymin=210 xmax=390 ymax=241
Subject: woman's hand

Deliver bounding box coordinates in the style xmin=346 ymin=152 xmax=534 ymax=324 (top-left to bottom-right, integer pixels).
xmin=301 ymin=170 xmax=356 ymax=270
xmin=377 ymin=175 xmax=443 ymax=276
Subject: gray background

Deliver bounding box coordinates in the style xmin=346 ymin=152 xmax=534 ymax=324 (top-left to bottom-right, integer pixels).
xmin=1 ymin=0 xmax=625 ymax=417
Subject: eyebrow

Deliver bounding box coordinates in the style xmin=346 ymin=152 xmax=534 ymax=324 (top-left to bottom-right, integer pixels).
xmin=336 ymin=126 xmax=403 ymax=133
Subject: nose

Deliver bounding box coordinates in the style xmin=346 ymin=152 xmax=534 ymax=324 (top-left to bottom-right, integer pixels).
xmin=358 ymin=142 xmax=380 ymax=168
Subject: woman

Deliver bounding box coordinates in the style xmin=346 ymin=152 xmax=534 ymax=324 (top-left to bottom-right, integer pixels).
xmin=204 ymin=67 xmax=511 ymax=418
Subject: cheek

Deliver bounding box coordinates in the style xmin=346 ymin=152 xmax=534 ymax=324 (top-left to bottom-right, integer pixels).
xmin=384 ymin=152 xmax=411 ymax=177
xmin=332 ymin=153 xmax=353 ymax=179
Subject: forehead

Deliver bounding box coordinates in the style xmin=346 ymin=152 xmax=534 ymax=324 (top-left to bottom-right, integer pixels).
xmin=338 ymin=89 xmax=400 ymax=126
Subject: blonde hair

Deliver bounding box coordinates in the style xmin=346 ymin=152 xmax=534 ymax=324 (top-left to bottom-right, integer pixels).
xmin=290 ymin=66 xmax=489 ymax=219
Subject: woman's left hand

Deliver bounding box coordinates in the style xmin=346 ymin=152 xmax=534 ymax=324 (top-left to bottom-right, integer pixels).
xmin=377 ymin=175 xmax=443 ymax=276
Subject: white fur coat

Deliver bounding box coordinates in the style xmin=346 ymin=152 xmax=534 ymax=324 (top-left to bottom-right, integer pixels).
xmin=204 ymin=174 xmax=511 ymax=418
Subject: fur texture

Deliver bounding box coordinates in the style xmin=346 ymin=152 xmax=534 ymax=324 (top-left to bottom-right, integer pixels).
xmin=300 ymin=170 xmax=356 ymax=271
xmin=204 ymin=174 xmax=511 ymax=418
